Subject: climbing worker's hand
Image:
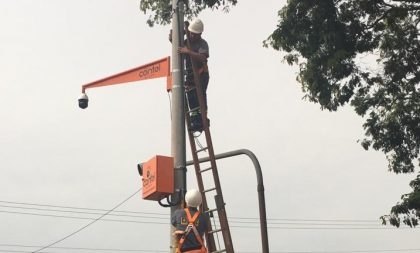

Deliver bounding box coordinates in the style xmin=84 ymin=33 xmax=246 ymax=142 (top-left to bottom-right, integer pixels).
xmin=178 ymin=47 xmax=190 ymax=55
xmin=168 ymin=29 xmax=172 ymax=43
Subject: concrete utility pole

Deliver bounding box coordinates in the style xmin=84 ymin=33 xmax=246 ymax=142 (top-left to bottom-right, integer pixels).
xmin=170 ymin=0 xmax=186 ymax=252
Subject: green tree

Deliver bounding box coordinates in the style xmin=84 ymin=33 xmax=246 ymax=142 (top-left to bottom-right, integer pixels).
xmin=140 ymin=0 xmax=420 ymax=227
xmin=139 ymin=0 xmax=237 ymax=27
xmin=264 ymin=0 xmax=420 ymax=228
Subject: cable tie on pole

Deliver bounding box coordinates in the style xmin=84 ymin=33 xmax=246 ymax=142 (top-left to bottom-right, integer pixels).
xmin=174 ymin=166 xmax=187 ymax=172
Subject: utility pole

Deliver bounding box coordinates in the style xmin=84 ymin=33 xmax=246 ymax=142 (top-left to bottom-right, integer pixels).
xmin=170 ymin=0 xmax=186 ymax=252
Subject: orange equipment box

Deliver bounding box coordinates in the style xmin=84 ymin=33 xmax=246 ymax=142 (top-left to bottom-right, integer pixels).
xmin=142 ymin=155 xmax=174 ymax=201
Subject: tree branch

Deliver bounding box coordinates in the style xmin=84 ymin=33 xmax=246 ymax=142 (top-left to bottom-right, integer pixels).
xmin=366 ymin=8 xmax=393 ymax=29
xmin=387 ymin=0 xmax=420 ymax=10
xmin=390 ymin=0 xmax=420 ymax=3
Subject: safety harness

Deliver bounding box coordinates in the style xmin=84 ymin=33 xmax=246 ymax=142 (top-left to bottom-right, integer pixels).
xmin=177 ymin=208 xmax=207 ymax=253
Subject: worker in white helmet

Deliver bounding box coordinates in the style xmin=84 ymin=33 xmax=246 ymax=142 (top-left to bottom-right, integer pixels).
xmin=171 ymin=189 xmax=208 ymax=253
xmin=178 ymin=18 xmax=210 ymax=132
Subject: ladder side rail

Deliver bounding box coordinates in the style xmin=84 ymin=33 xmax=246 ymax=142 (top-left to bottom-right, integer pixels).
xmin=185 ymin=106 xmax=217 ymax=252
xmin=201 ymin=129 xmax=234 ymax=253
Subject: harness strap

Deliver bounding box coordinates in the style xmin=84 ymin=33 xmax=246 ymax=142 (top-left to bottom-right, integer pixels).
xmin=177 ymin=208 xmax=206 ymax=253
xmin=185 ymin=208 xmax=200 ymax=223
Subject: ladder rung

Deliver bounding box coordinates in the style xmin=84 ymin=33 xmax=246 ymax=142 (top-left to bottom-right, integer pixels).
xmin=187 ymin=106 xmax=200 ymax=114
xmin=195 ymin=147 xmax=208 ymax=153
xmin=211 ymin=250 xmax=227 ymax=253
xmin=208 ymin=228 xmax=224 ymax=234
xmin=200 ymin=166 xmax=212 ymax=173
xmin=202 ymin=187 xmax=216 ymax=193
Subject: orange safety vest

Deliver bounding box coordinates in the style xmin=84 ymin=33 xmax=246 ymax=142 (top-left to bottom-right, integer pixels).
xmin=177 ymin=208 xmax=207 ymax=253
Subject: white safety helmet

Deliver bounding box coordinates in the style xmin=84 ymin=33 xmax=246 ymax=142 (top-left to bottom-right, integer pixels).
xmin=188 ymin=19 xmax=204 ymax=34
xmin=185 ymin=189 xmax=202 ymax=208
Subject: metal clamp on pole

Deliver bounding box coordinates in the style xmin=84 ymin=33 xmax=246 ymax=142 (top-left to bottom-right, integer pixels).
xmin=159 ymin=188 xmax=184 ymax=207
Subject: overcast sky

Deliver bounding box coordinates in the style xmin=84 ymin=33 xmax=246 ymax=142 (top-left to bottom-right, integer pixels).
xmin=1 ymin=1 xmax=419 ymax=252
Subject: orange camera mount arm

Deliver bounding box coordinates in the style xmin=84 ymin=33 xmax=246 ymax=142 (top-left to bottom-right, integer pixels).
xmin=81 ymin=56 xmax=171 ymax=93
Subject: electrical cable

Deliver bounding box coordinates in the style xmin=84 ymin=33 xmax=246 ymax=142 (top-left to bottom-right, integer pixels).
xmin=0 ymin=209 xmax=389 ymax=227
xmin=226 ymin=216 xmax=379 ymax=222
xmin=29 ymin=188 xmax=141 ymax=253
xmin=168 ymin=91 xmax=172 ymax=120
xmin=243 ymin=250 xmax=420 ymax=253
xmin=0 ymin=250 xmax=55 ymax=253
xmin=2 ymin=244 xmax=420 ymax=253
xmin=0 ymin=200 xmax=167 ymax=216
xmin=0 ymin=204 xmax=168 ymax=220
xmin=0 ymin=243 xmax=166 ymax=252
xmin=0 ymin=210 xmax=169 ymax=224
xmin=1 ymin=208 xmax=412 ymax=230
xmin=211 ymin=214 xmax=222 ymax=250
xmin=0 ymin=200 xmax=395 ymax=226
xmin=230 ymin=225 xmax=417 ymax=230
xmin=0 ymin=199 xmax=383 ymax=223
xmin=194 ymin=133 xmax=206 ymax=149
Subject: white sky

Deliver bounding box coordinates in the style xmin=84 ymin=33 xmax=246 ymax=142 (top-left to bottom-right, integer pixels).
xmin=0 ymin=0 xmax=419 ymax=252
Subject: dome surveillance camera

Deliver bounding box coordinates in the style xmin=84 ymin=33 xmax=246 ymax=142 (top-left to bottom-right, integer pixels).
xmin=137 ymin=163 xmax=143 ymax=176
xmin=78 ymin=93 xmax=89 ymax=109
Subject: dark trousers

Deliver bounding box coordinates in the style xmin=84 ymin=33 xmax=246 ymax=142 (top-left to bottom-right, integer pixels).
xmin=186 ymin=72 xmax=209 ymax=113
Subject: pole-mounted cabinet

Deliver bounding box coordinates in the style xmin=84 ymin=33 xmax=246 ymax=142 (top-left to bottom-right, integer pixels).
xmin=139 ymin=155 xmax=174 ymax=201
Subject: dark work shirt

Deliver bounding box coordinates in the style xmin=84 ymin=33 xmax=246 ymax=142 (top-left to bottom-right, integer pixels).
xmin=171 ymin=207 xmax=208 ymax=251
xmin=185 ymin=38 xmax=209 ymax=77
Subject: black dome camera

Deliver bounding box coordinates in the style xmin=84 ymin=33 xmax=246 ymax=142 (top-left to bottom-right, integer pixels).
xmin=137 ymin=163 xmax=143 ymax=176
xmin=78 ymin=93 xmax=89 ymax=109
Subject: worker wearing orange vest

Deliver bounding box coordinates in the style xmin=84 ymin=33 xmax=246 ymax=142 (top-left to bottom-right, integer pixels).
xmin=171 ymin=189 xmax=208 ymax=253
xmin=177 ymin=19 xmax=210 ymax=132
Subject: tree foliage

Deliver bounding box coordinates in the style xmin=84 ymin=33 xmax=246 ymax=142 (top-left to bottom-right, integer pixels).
xmin=265 ymin=0 xmax=420 ymax=227
xmin=140 ymin=0 xmax=420 ymax=227
xmin=139 ymin=0 xmax=237 ymax=27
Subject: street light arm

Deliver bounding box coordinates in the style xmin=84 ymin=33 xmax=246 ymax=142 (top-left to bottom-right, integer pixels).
xmin=186 ymin=148 xmax=270 ymax=253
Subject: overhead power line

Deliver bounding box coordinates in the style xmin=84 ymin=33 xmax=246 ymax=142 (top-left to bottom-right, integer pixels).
xmin=0 ymin=204 xmax=168 ymax=220
xmin=2 ymin=244 xmax=420 ymax=253
xmin=0 ymin=243 xmax=166 ymax=252
xmin=0 ymin=199 xmax=380 ymax=223
xmin=0 ymin=207 xmax=390 ymax=228
xmin=246 ymin=250 xmax=420 ymax=253
xmin=0 ymin=209 xmax=411 ymax=230
xmin=29 ymin=188 xmax=141 ymax=253
xmin=0 ymin=250 xmax=55 ymax=253
xmin=0 ymin=200 xmax=167 ymax=217
xmin=231 ymin=225 xmax=417 ymax=230
xmin=2 ymin=200 xmax=413 ymax=230
xmin=0 ymin=207 xmax=382 ymax=226
xmin=0 ymin=210 xmax=168 ymax=224
xmin=230 ymin=217 xmax=379 ymax=223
